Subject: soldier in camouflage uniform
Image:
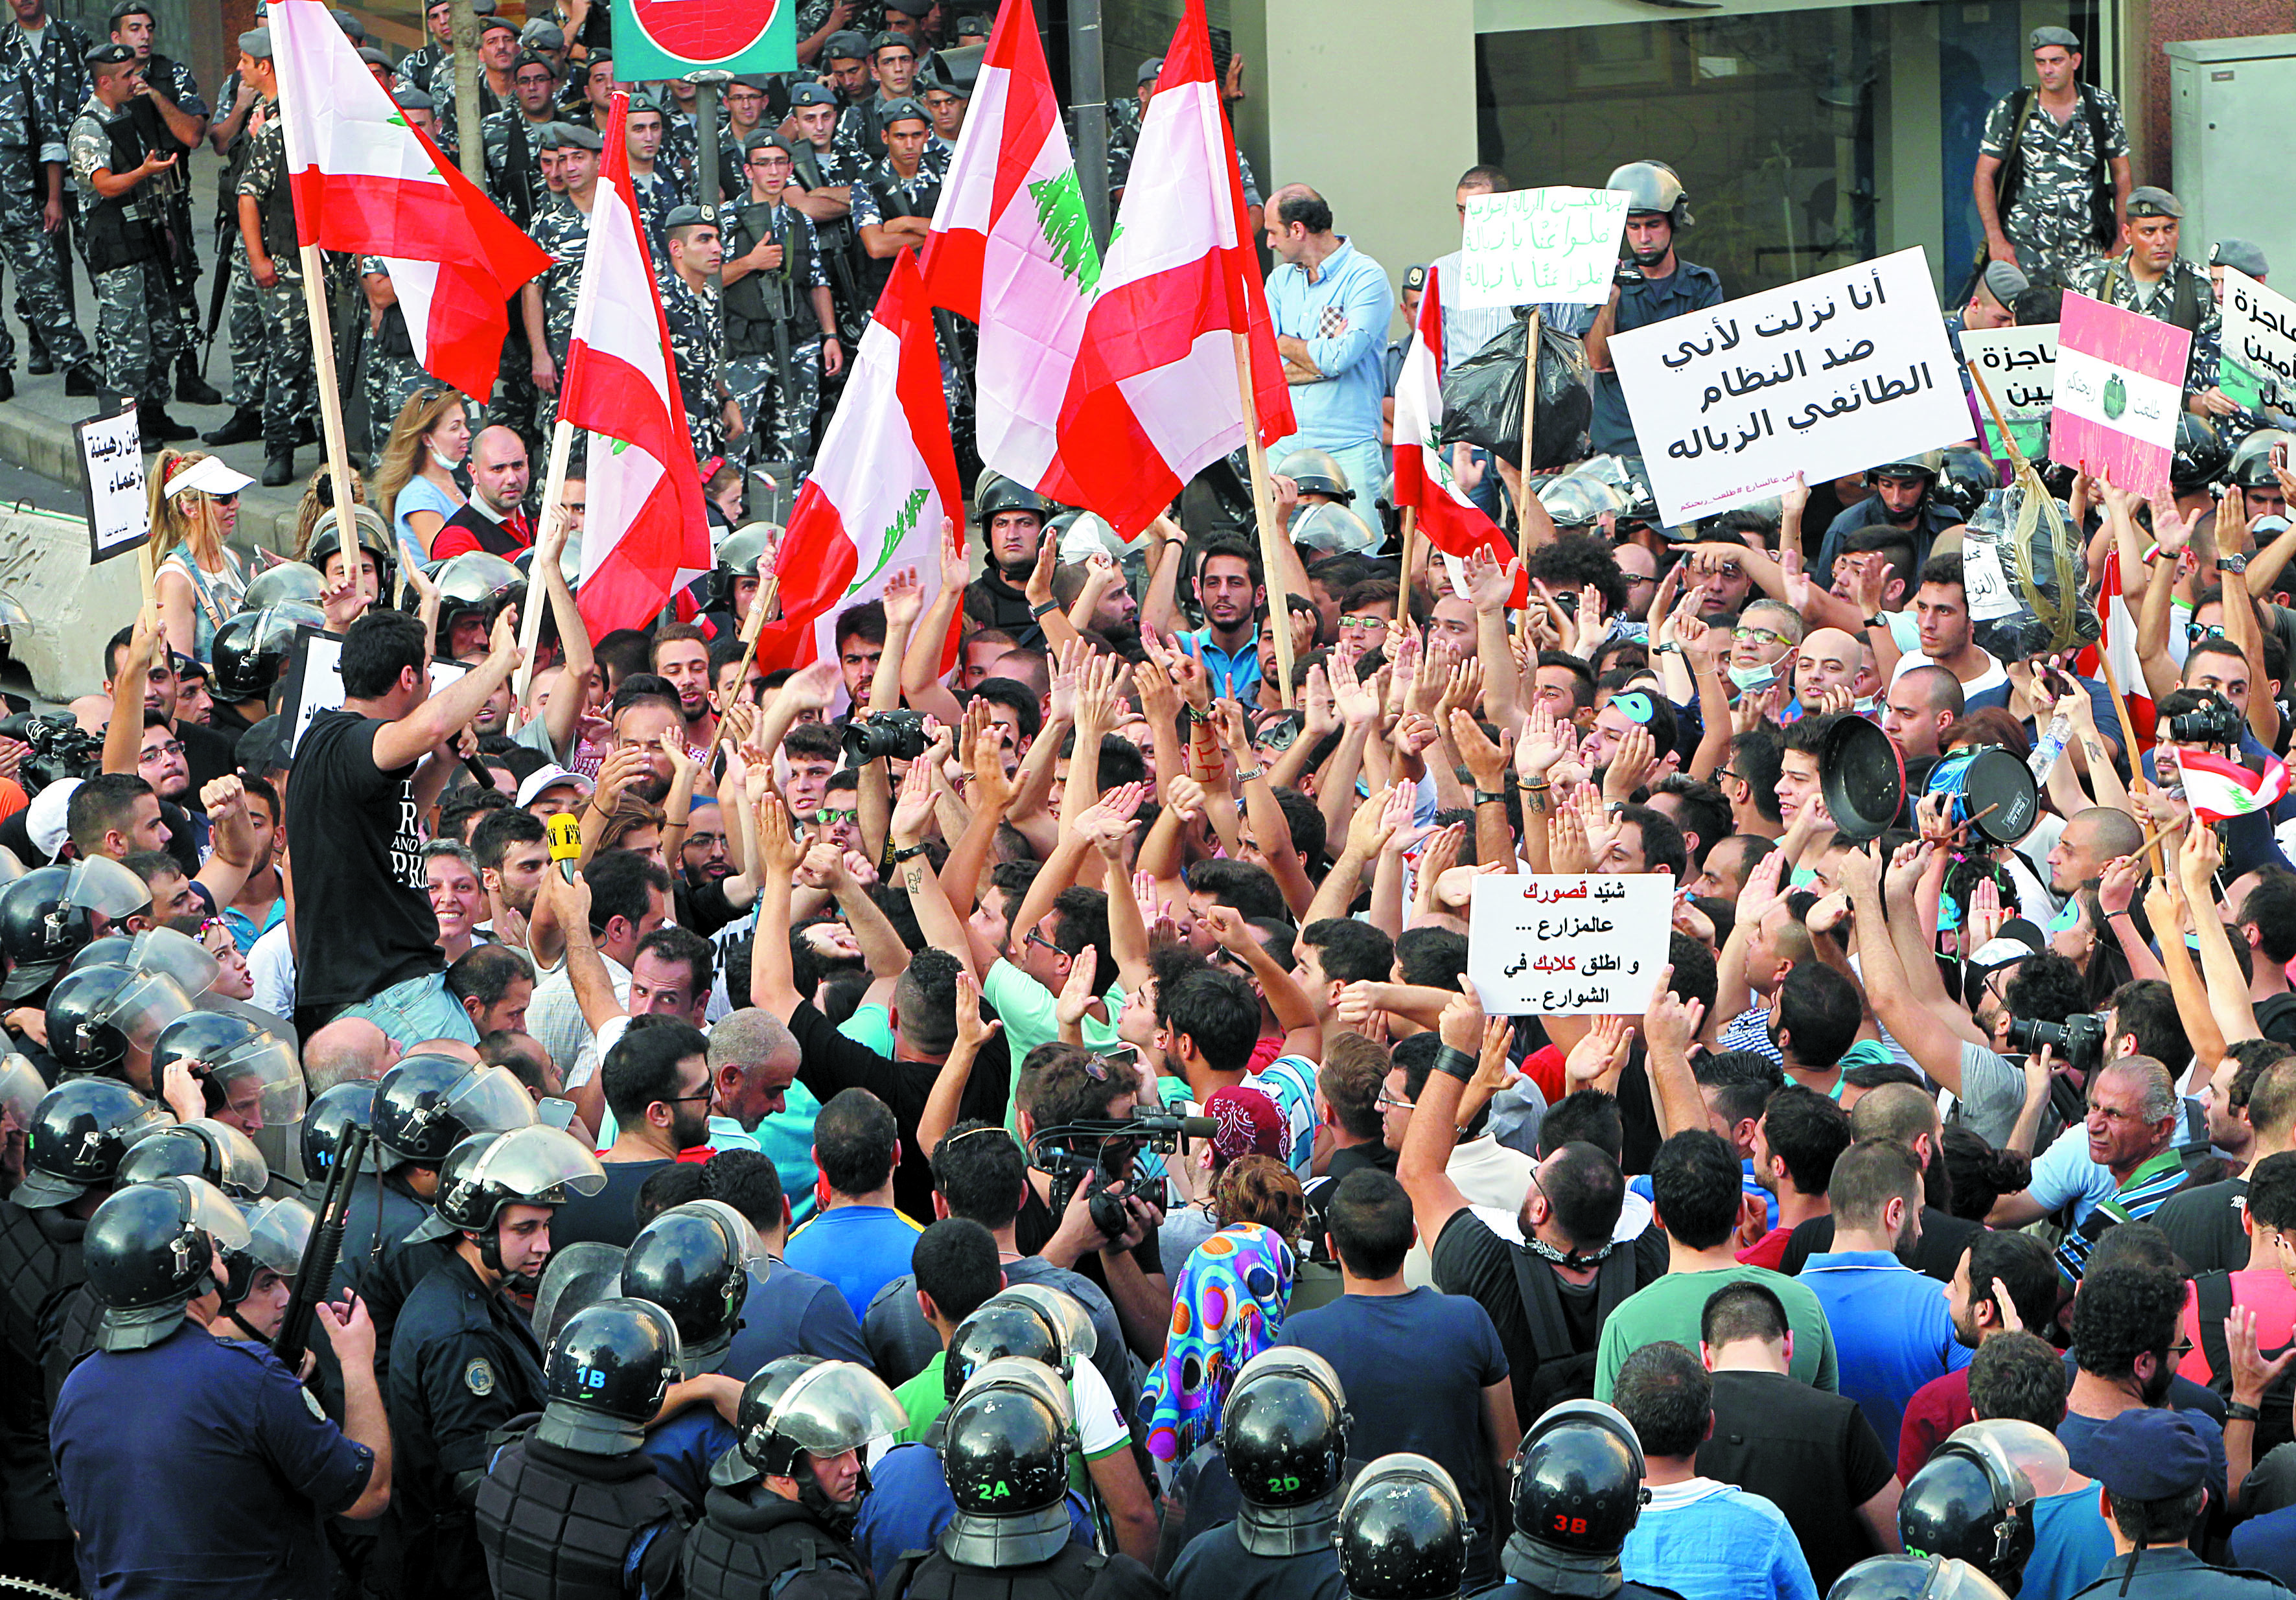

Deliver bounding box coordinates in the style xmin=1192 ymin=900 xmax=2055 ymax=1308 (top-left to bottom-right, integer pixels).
xmin=2065 ymin=186 xmax=2232 ymax=417
xmin=109 ymin=0 xmax=216 ymax=404
xmin=818 ymin=29 xmax=874 ymax=126
xmin=1975 ymin=25 xmax=2131 ymax=290
xmin=481 ymin=51 xmax=559 ymax=229
xmin=391 ymin=0 xmax=456 ymax=100
xmin=660 ymin=205 xmax=734 ymax=466
xmin=200 ymin=60 xmax=266 ymax=445
xmin=0 ymin=42 xmax=91 ymax=399
xmin=852 ymin=98 xmax=969 ymax=447
xmin=231 ymin=30 xmax=312 ymax=485
xmin=360 ymin=255 xmax=430 ymax=443
xmin=783 ymin=80 xmax=869 ymax=345
xmin=723 ymin=133 xmax=841 ymax=476
xmin=1 ymin=0 xmax=91 ymax=379
xmin=426 ymin=14 xmax=517 ymax=165
xmin=521 ymin=119 xmax=601 ymax=440
xmin=622 ymin=94 xmax=684 ymax=268
xmin=838 ymin=30 xmax=922 ymax=157
xmin=70 ymin=43 xmax=188 ymax=446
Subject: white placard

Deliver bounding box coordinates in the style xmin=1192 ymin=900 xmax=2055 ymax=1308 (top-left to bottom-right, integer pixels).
xmin=1466 ymin=875 xmax=1673 ymax=1016
xmin=285 ymin=626 xmax=469 ymax=752
xmin=1610 ymin=247 xmax=1969 ymax=526
xmin=1960 ymin=323 xmax=2057 ymax=420
xmin=1457 ymin=187 xmax=1630 ymax=310
xmin=1960 ymin=540 xmax=2022 ymax=622
xmin=76 ymin=404 xmax=148 ymax=564
xmin=2220 ymin=265 xmax=2296 ymax=410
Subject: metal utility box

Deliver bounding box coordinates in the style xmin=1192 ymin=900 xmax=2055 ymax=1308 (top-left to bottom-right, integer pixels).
xmin=2166 ymin=35 xmax=2296 ymax=288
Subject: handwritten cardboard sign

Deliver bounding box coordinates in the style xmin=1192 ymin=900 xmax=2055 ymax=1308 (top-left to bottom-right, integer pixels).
xmin=1456 ymin=186 xmax=1630 ymax=310
xmin=76 ymin=403 xmax=148 ymax=565
xmin=1466 ymin=874 xmax=1673 ymax=1015
xmin=2050 ymin=290 xmax=2190 ymax=502
xmin=1609 ymin=246 xmax=1968 ymax=526
xmin=1960 ymin=323 xmax=2056 ymax=460
xmin=2220 ymin=265 xmax=2295 ymax=413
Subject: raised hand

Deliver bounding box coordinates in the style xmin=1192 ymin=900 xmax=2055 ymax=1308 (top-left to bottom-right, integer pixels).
xmin=881 ymin=566 xmax=925 ymax=629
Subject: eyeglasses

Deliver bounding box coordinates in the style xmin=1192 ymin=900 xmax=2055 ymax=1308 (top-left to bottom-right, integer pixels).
xmin=1732 ymin=626 xmax=1787 ymax=647
xmin=1024 ymin=929 xmax=1064 ymax=959
xmin=1376 ymin=1089 xmax=1414 ymax=1111
xmin=1715 ymin=767 xmax=1743 ymax=784
xmin=1623 ymin=572 xmax=1657 ymax=588
xmin=1339 ymin=613 xmax=1389 ymax=631
xmin=141 ymin=739 xmax=185 ymax=759
xmin=816 ymin=807 xmax=859 ymax=826
xmin=664 ymin=1088 xmax=714 ymax=1107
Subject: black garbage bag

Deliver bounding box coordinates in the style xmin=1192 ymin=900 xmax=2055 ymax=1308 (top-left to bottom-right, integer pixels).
xmin=1437 ymin=316 xmax=1590 ymax=472
xmin=1965 ymin=472 xmax=2100 ymax=664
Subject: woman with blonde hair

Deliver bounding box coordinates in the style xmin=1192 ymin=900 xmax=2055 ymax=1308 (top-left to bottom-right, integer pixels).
xmin=146 ymin=448 xmax=254 ymax=665
xmin=369 ymin=386 xmax=470 ymax=561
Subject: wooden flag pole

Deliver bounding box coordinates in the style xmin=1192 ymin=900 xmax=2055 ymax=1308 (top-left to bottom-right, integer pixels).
xmin=1398 ymin=506 xmax=1419 ymax=601
xmin=1233 ymin=332 xmax=1296 ymax=710
xmin=513 ymin=416 xmax=577 ymax=704
xmin=1514 ymin=309 xmax=1541 ymax=540
xmin=296 ymin=251 xmax=360 ymax=600
xmin=702 ymin=570 xmax=779 ymax=768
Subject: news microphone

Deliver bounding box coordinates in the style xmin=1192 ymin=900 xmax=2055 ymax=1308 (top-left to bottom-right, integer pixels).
xmin=546 ymin=811 xmax=581 ymax=881
xmin=1177 ymin=1116 xmax=1216 ymax=1140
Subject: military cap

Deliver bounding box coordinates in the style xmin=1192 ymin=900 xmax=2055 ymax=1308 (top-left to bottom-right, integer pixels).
xmin=743 ymin=132 xmax=796 ymax=158
xmin=1980 ymin=260 xmax=2030 ymax=307
xmin=397 ymin=86 xmax=435 ymax=111
xmin=330 ymin=7 xmax=364 ymax=40
xmin=870 ymin=29 xmax=915 ymax=55
xmin=2214 ymin=238 xmax=2270 ymax=278
xmin=732 ymin=73 xmax=776 ymax=92
xmin=1137 ymin=56 xmax=1163 ymax=85
xmin=85 ymin=41 xmax=135 ymax=69
xmin=235 ymin=28 xmax=270 ymax=58
xmin=545 ymin=121 xmax=603 ymax=152
xmin=664 ymin=204 xmax=712 ymax=232
xmin=478 ymin=15 xmax=520 ymax=38
xmin=2029 ymin=25 xmax=2079 ymax=49
xmin=823 ymin=29 xmax=872 ymax=60
xmin=470 ymin=0 xmax=498 ymax=14
xmin=878 ymin=96 xmax=929 ymax=128
xmin=790 ymin=81 xmax=838 ymax=107
xmin=105 ymin=0 xmax=154 ymax=24
xmin=1402 ymin=264 xmax=1428 ymax=292
xmin=522 ymin=19 xmax=565 ymax=46
xmin=884 ymin=0 xmax=933 ymax=14
xmin=356 ymin=45 xmax=388 ymax=67
xmin=953 ymin=14 xmax=991 ymax=34
xmin=2128 ymin=185 xmax=2183 ymax=219
xmin=513 ymin=49 xmax=556 ymax=76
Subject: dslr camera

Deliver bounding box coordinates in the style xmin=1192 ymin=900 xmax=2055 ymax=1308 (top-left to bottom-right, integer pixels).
xmin=1028 ymin=1108 xmax=1211 ymax=1240
xmin=2164 ymin=693 xmax=2244 ymax=748
xmin=2004 ymin=1010 xmax=2107 ymax=1077
xmin=0 ymin=711 xmax=104 ymax=794
xmin=841 ymin=708 xmax=929 ymax=764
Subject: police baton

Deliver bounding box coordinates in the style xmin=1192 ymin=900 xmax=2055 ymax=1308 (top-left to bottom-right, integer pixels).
xmin=273 ymin=1120 xmax=371 ymax=1373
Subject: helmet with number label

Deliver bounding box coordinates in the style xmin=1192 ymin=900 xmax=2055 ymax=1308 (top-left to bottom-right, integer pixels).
xmin=941 ymin=1357 xmax=1075 ymax=1566
xmin=1897 ymin=1420 xmax=2069 ymax=1590
xmin=83 ymin=1174 xmax=251 ymax=1350
xmin=16 ymin=1076 xmax=170 ymax=1208
xmin=1503 ymin=1399 xmax=1647 ymax=1586
xmin=944 ymin=1283 xmax=1096 ymax=1398
xmin=538 ymin=1297 xmax=682 ymax=1455
xmin=1336 ymin=1454 xmax=1468 ymax=1600
xmin=300 ymin=1080 xmax=375 ymax=1198
xmin=1224 ymin=1348 xmax=1352 ymax=1555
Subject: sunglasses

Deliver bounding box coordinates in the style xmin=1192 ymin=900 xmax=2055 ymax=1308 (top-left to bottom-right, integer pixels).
xmin=816 ymin=807 xmax=860 ymax=826
xmin=1733 ymin=626 xmax=1788 ymax=647
xmin=2187 ymin=621 xmax=2226 ymax=645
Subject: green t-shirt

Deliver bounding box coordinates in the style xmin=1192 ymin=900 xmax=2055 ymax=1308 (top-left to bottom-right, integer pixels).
xmin=1593 ymin=1264 xmax=1840 ymax=1400
xmin=893 ymin=1349 xmax=1130 ymax=1488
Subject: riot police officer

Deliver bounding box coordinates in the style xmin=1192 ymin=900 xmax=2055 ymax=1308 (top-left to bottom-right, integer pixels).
xmin=300 ymin=1078 xmax=376 ymax=1204
xmin=1897 ymin=1419 xmax=2069 ymax=1595
xmin=697 ymin=521 xmax=776 ymax=642
xmin=1827 ymin=1556 xmax=2012 ymax=1599
xmin=1584 ymin=159 xmax=1722 ymax=460
xmin=964 ymin=475 xmax=1053 ymax=645
xmin=210 ymin=603 xmax=329 ymax=727
xmin=1167 ymin=1349 xmax=1351 ymax=1600
xmin=114 ymin=1114 xmax=270 ymax=1199
xmin=1 ymin=855 xmax=153 ymax=1014
xmin=42 ymin=960 xmax=192 ymax=1085
xmin=384 ymin=1122 xmax=604 ymax=1596
xmin=476 ymin=1296 xmax=694 ymax=1599
xmin=619 ymin=1198 xmax=753 ymax=1504
xmin=682 ymin=1355 xmax=905 ymax=1600
xmin=49 ymin=1175 xmax=392 ymax=1592
xmin=1481 ymin=1401 xmax=1674 ymax=1600
xmin=1335 ymin=1455 xmax=1468 ymax=1600
xmin=2229 ymin=426 xmax=2293 ymax=522
xmin=211 ymin=1192 xmax=315 ymax=1343
xmin=724 ymin=132 xmax=841 ymax=478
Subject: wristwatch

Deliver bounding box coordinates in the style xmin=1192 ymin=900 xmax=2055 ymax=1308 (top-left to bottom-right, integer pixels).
xmin=1030 ymin=598 xmax=1061 ymax=618
xmin=2218 ymin=554 xmax=2250 ymax=574
xmin=892 ymin=842 xmax=928 ymax=863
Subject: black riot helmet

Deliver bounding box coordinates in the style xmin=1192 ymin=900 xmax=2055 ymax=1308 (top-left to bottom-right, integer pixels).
xmin=1223 ymin=1348 xmax=1352 ymax=1556
xmin=371 ymin=1054 xmax=535 ymax=1168
xmin=238 ymin=560 xmax=327 ymax=612
xmin=1336 ymin=1454 xmax=1468 ymax=1600
xmin=0 ymin=858 xmax=152 ymax=1004
xmin=421 ymin=551 xmax=526 ymax=655
xmin=1502 ymin=1399 xmax=1648 ymax=1590
xmin=538 ymin=1297 xmax=683 ymax=1456
xmin=44 ymin=963 xmax=196 ymax=1078
xmin=940 ymin=1358 xmax=1076 ymax=1568
xmin=621 ymin=1200 xmax=761 ymax=1377
xmin=975 ymin=474 xmax=1049 ymax=524
xmin=414 ymin=1124 xmax=605 ymax=1255
xmin=116 ymin=1117 xmax=270 ymax=1199
xmin=218 ymin=1194 xmax=315 ymax=1323
xmin=211 ymin=602 xmax=326 ymax=703
xmin=305 ymin=503 xmax=397 ymax=596
xmin=710 ymin=522 xmax=777 ymax=613
xmin=149 ymin=1010 xmax=305 ymax=1131
xmin=943 ymin=1283 xmax=1097 ymax=1399
xmin=83 ymin=1174 xmax=251 ymax=1351
xmin=1826 ymin=1555 xmax=2012 ymax=1600
xmin=1929 ymin=447 xmax=1997 ymax=523
xmin=1899 ymin=1420 xmax=2069 ymax=1590
xmin=2172 ymin=415 xmax=2232 ymax=493
xmin=725 ymin=1356 xmax=905 ymax=1527
xmin=2231 ymin=427 xmax=2293 ymax=489
xmin=301 ymin=1080 xmax=377 ymax=1198
xmin=15 ymin=1076 xmax=170 ymax=1209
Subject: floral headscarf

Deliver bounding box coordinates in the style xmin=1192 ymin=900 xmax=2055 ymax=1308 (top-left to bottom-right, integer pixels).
xmin=1140 ymin=1222 xmax=1295 ymax=1463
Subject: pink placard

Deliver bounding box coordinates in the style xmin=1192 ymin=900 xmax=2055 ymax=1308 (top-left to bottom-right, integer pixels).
xmin=2047 ymin=291 xmax=2192 ymax=500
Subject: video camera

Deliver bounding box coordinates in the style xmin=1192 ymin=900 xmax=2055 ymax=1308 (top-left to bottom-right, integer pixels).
xmin=2005 ymin=1010 xmax=2107 ymax=1078
xmin=2164 ymin=693 xmax=2244 ymax=748
xmin=842 ymin=708 xmax=929 ymax=764
xmin=1027 ymin=1111 xmax=1214 ymax=1240
xmin=0 ymin=711 xmax=105 ymax=794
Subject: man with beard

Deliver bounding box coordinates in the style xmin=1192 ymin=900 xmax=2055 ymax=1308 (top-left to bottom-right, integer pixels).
xmin=549 ymin=1018 xmax=714 ymax=1248
xmin=1780 ymin=1082 xmax=1983 ymax=1284
xmin=430 ymin=425 xmax=533 ymax=558
xmin=1896 ymin=1229 xmax=2061 ymax=1481
xmin=1880 ymin=664 xmax=1963 ymax=783
xmin=470 ymin=806 xmax=550 ymax=947
xmin=964 ymin=479 xmax=1052 ymax=646
xmin=2060 ymin=1262 xmax=2227 ymax=1496
xmin=651 ymin=623 xmax=719 ymax=751
xmin=1796 ymin=1139 xmax=1973 ymax=1454
xmin=1816 ymin=457 xmax=1956 ymax=587
xmin=1186 ymin=538 xmax=1267 ymax=702
xmin=1586 ymin=160 xmax=1723 ymax=457
xmin=1051 ymin=557 xmax=1141 ymax=654
xmin=676 ymin=798 xmax=741 ymax=934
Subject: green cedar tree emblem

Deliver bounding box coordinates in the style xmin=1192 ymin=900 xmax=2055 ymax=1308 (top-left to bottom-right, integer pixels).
xmin=847 ymin=486 xmax=931 ymax=597
xmin=1028 ymin=168 xmax=1102 ymax=296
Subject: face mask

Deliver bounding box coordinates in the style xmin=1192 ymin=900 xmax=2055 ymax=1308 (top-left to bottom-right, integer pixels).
xmin=1728 ymin=662 xmax=1776 ymax=693
xmin=428 ymin=446 xmax=460 ymax=473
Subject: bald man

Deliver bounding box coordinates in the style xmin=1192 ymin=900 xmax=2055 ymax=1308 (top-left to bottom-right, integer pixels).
xmin=2045 ymin=807 xmax=2146 ymax=898
xmin=1881 ymin=663 xmax=1962 ymax=763
xmin=303 ymin=1015 xmax=402 ymax=1093
xmin=430 ymin=424 xmax=535 ymax=557
xmin=1794 ymin=627 xmax=1879 ymax=712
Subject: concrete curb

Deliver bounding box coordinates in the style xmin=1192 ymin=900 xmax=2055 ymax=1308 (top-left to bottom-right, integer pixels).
xmin=0 ymin=395 xmax=310 ymax=546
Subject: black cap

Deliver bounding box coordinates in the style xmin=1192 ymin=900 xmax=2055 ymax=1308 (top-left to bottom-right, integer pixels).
xmin=732 ymin=73 xmax=776 ymax=92
xmin=663 ymin=203 xmax=711 ymax=231
xmin=1402 ymin=264 xmax=1427 ymax=292
xmin=870 ymin=29 xmax=914 ymax=54
xmin=106 ymin=0 xmax=154 ymax=23
xmin=743 ymin=132 xmax=795 ymax=158
xmin=885 ymin=0 xmax=933 ymax=14
xmin=478 ymin=15 xmax=519 ymax=36
xmin=790 ymin=81 xmax=838 ymax=107
xmin=85 ymin=41 xmax=135 ymax=67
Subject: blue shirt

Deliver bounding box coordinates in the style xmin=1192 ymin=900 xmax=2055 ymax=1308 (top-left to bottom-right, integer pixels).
xmin=783 ymin=1203 xmax=924 ymax=1319
xmin=2017 ymin=1486 xmax=2118 ymax=1600
xmin=852 ymin=1440 xmax=1096 ymax=1583
xmin=1629 ymin=1157 xmax=1778 ymax=1233
xmin=721 ymin=1258 xmax=872 ymax=1382
xmin=1797 ymin=1249 xmax=1973 ymax=1455
xmin=2230 ymin=1501 xmax=2296 ymax=1588
xmin=1265 ymin=238 xmax=1395 ymax=450
xmin=1619 ymin=1478 xmax=1819 ymax=1600
xmin=640 ymin=1402 xmax=738 ymax=1510
xmin=1589 ymin=259 xmax=1726 ymax=456
xmin=1185 ymin=628 xmax=1263 ymax=703
xmin=52 ymin=1321 xmax=376 ymax=1600
xmin=2060 ymin=1406 xmax=2227 ymax=1508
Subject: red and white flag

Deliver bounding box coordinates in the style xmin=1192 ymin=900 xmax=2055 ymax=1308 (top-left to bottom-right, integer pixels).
xmin=272 ymin=0 xmax=549 ymax=404
xmin=2074 ymin=546 xmax=2154 ymax=747
xmin=755 ymin=253 xmax=964 ymax=677
xmin=2177 ymin=749 xmax=2290 ymax=824
xmin=1391 ymin=264 xmax=1522 ymax=594
xmin=561 ymin=93 xmax=711 ymax=636
xmin=921 ymin=0 xmax=1094 ymax=494
xmin=1043 ymin=0 xmax=1292 ymax=537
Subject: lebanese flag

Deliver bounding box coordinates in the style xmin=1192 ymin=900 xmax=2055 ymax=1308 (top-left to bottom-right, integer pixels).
xmin=1042 ymin=0 xmax=1292 ymax=537
xmin=1392 ymin=264 xmax=1525 ymax=599
xmin=2051 ymin=292 xmax=2192 ymax=505
xmin=561 ymin=94 xmax=712 ymax=636
xmin=754 ymin=253 xmax=964 ymax=677
xmin=921 ymin=0 xmax=1095 ymax=494
xmin=272 ymin=0 xmax=550 ymax=404
xmin=2177 ymin=750 xmax=2290 ymax=823
xmin=2074 ymin=546 xmax=2154 ymax=747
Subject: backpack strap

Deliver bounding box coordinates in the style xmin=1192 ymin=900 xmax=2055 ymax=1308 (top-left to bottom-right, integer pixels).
xmin=1507 ymin=1240 xmax=1579 ymax=1369
xmin=2079 ymin=86 xmax=2118 ymax=247
xmin=1995 ymin=87 xmax=2037 ymax=218
xmin=2196 ymin=1270 xmax=2234 ymax=1386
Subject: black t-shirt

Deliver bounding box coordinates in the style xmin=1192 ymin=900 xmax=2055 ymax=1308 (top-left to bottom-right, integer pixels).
xmin=1780 ymin=1205 xmax=1978 ymax=1284
xmin=178 ymin=719 xmax=240 ymax=796
xmin=2152 ymin=1177 xmax=2251 ymax=1275
xmin=1698 ymin=1367 xmax=1894 ymax=1593
xmin=284 ymin=710 xmax=441 ymax=1008
xmin=549 ymin=1159 xmax=671 ymax=1249
xmin=2260 ymin=995 xmax=2296 ymax=1050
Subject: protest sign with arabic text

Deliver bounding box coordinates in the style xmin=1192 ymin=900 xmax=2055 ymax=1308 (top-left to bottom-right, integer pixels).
xmin=1466 ymin=875 xmax=1671 ymax=1015
xmin=1457 ymin=187 xmax=1630 ymax=310
xmin=76 ymin=403 xmax=146 ymax=565
xmin=1960 ymin=323 xmax=2056 ymax=460
xmin=2220 ymin=266 xmax=2296 ymax=413
xmin=1610 ymin=248 xmax=1967 ymax=526
xmin=2050 ymin=292 xmax=2190 ymax=501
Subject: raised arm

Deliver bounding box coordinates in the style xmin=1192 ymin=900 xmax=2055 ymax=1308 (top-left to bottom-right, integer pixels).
xmin=898 ymin=521 xmax=968 ymax=725
xmin=748 ymin=794 xmax=807 ymax=1017
xmin=371 ymin=607 xmax=525 ymax=772
xmin=889 ymin=755 xmax=984 ymax=982
xmin=1205 ymin=905 xmax=1321 ymax=1062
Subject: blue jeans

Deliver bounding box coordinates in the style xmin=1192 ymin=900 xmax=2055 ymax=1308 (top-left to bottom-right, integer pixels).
xmin=340 ymin=970 xmax=480 ymax=1049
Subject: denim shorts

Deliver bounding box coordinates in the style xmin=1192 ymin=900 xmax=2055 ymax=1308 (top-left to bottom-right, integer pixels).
xmin=340 ymin=970 xmax=480 ymax=1049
